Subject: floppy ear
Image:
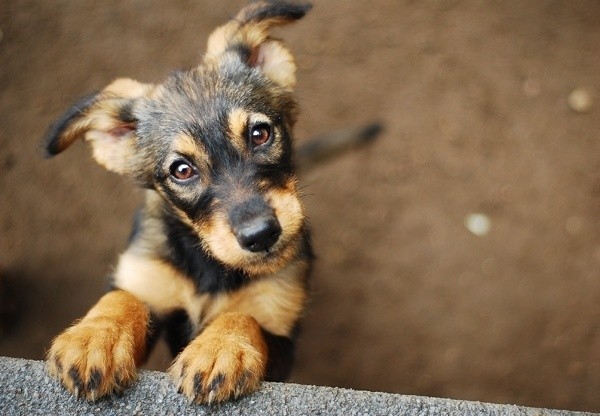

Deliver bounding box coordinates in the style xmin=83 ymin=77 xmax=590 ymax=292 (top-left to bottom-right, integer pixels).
xmin=44 ymin=78 xmax=154 ymax=175
xmin=204 ymin=0 xmax=312 ymax=91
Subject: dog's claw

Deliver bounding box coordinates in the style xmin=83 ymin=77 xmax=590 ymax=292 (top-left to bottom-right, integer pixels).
xmin=208 ymin=390 xmax=216 ymax=406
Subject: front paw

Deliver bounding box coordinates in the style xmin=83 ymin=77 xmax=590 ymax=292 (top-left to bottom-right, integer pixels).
xmin=169 ymin=313 xmax=267 ymax=404
xmin=46 ymin=317 xmax=138 ymax=401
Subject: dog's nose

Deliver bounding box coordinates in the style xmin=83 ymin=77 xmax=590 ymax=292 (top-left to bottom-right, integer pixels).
xmin=235 ymin=215 xmax=282 ymax=252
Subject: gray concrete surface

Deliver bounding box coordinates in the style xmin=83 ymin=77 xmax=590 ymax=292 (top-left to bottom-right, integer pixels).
xmin=0 ymin=357 xmax=593 ymax=415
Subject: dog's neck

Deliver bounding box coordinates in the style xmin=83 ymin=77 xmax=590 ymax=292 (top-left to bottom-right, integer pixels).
xmin=160 ymin=211 xmax=249 ymax=294
xmin=125 ymin=191 xmax=250 ymax=294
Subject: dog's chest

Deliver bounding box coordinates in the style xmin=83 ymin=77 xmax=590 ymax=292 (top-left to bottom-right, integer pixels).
xmin=113 ymin=252 xmax=228 ymax=327
xmin=113 ymin=251 xmax=308 ymax=337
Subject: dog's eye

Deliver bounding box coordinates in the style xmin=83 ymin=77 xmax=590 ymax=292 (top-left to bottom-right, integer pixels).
xmin=169 ymin=161 xmax=197 ymax=181
xmin=249 ymin=123 xmax=272 ymax=147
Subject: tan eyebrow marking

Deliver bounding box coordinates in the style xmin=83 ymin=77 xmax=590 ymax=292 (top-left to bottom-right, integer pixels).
xmin=228 ymin=108 xmax=249 ymax=152
xmin=171 ymin=134 xmax=211 ymax=170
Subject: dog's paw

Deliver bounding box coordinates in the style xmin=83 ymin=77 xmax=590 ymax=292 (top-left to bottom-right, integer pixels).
xmin=47 ymin=317 xmax=138 ymax=401
xmin=169 ymin=313 xmax=267 ymax=405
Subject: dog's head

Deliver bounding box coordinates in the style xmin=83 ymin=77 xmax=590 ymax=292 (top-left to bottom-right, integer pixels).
xmin=44 ymin=1 xmax=312 ymax=276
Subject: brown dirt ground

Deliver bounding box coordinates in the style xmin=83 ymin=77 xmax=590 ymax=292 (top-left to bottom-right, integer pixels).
xmin=1 ymin=0 xmax=599 ymax=412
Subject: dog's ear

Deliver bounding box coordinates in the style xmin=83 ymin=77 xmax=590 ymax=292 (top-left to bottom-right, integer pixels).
xmin=44 ymin=78 xmax=153 ymax=175
xmin=205 ymin=0 xmax=312 ymax=91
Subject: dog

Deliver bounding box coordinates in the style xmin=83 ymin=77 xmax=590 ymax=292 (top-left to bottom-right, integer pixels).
xmin=43 ymin=0 xmax=379 ymax=405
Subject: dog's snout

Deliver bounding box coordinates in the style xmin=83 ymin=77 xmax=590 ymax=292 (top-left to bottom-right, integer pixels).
xmin=235 ymin=215 xmax=282 ymax=252
xmin=229 ymin=195 xmax=282 ymax=252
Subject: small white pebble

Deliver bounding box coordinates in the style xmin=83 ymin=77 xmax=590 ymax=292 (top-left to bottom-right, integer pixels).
xmin=567 ymin=88 xmax=593 ymax=113
xmin=464 ymin=213 xmax=491 ymax=236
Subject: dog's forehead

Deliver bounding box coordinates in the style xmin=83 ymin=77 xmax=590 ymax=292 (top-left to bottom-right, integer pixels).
xmin=139 ymin=64 xmax=275 ymax=137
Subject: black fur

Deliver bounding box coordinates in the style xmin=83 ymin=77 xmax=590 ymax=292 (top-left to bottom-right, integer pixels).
xmin=158 ymin=182 xmax=215 ymax=222
xmin=242 ymin=1 xmax=312 ymax=23
xmin=127 ymin=205 xmax=250 ymax=295
xmin=118 ymin=101 xmax=138 ymax=125
xmin=163 ymin=309 xmax=196 ymax=356
xmin=145 ymin=312 xmax=165 ymax=359
xmin=43 ymin=92 xmax=98 ymax=157
xmin=162 ymin=212 xmax=249 ymax=294
xmin=262 ymin=328 xmax=297 ymax=381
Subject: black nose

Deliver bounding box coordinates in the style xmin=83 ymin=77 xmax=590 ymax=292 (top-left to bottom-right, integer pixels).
xmin=235 ymin=216 xmax=282 ymax=252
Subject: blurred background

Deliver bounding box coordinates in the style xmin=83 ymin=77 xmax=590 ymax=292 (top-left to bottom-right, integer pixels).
xmin=0 ymin=0 xmax=598 ymax=412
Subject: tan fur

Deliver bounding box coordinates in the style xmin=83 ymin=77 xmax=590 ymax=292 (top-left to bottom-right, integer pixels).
xmin=217 ymin=260 xmax=308 ymax=336
xmin=103 ymin=78 xmax=154 ymax=98
xmin=197 ymin=211 xmax=252 ymax=269
xmin=198 ymin=213 xmax=299 ymax=276
xmin=204 ymin=4 xmax=299 ymax=90
xmin=227 ymin=108 xmax=250 ymax=153
xmin=192 ymin=178 xmax=303 ymax=276
xmin=256 ymin=40 xmax=297 ymax=90
xmin=266 ymin=182 xmax=304 ymax=249
xmin=248 ymin=112 xmax=272 ymax=127
xmin=169 ymin=312 xmax=267 ymax=404
xmin=51 ymin=78 xmax=154 ymax=173
xmin=170 ymin=134 xmax=210 ymax=167
xmin=115 ymin=249 xmax=307 ymax=338
xmin=46 ymin=290 xmax=149 ymax=401
xmin=86 ymin=79 xmax=154 ymax=173
xmin=114 ymin=252 xmax=206 ymax=320
xmin=86 ymin=126 xmax=137 ymax=174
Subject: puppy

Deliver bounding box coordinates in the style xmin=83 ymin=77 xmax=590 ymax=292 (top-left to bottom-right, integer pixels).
xmin=45 ymin=0 xmax=313 ymax=404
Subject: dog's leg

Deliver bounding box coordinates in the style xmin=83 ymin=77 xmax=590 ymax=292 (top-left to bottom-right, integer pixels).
xmin=169 ymin=261 xmax=308 ymax=405
xmin=46 ymin=290 xmax=149 ymax=401
xmin=169 ymin=312 xmax=267 ymax=405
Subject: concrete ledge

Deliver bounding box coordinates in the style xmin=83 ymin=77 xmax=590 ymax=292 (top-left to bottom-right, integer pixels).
xmin=0 ymin=357 xmax=592 ymax=415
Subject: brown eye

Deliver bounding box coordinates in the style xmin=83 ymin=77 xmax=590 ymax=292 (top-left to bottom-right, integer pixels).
xmin=170 ymin=160 xmax=197 ymax=181
xmin=250 ymin=123 xmax=272 ymax=147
